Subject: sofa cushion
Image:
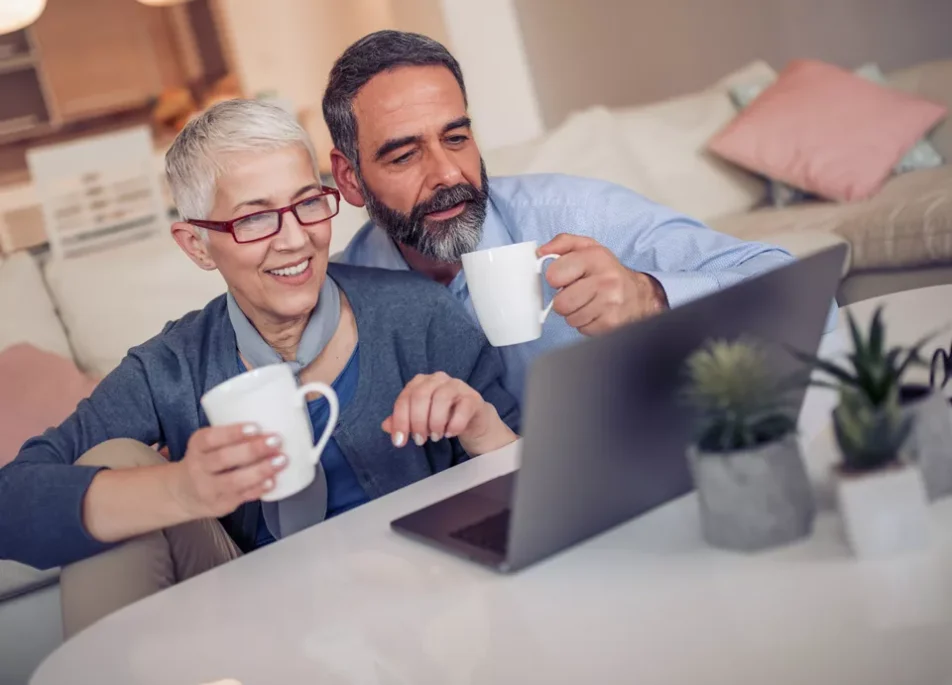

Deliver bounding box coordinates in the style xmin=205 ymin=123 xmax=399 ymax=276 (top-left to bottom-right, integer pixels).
xmin=709 ymin=60 xmax=948 ymax=202
xmin=710 ymin=166 xmax=952 ymax=272
xmin=889 ymin=59 xmax=952 ymax=163
xmin=0 ymin=253 xmax=73 ymax=359
xmin=483 ymin=137 xmax=544 ymax=178
xmin=611 ymin=88 xmax=768 ymax=220
xmin=831 ymin=166 xmax=952 ymax=271
xmin=0 ymin=344 xmax=98 ymax=467
xmin=711 ymin=213 xmax=852 ymax=277
xmin=521 ymin=106 xmax=654 ymax=197
xmin=44 ymin=236 xmax=227 ymax=377
xmin=0 ymin=560 xmax=58 ymax=603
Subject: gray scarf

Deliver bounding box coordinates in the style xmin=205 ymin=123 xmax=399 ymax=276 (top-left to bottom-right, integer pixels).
xmin=226 ymin=275 xmax=341 ymax=374
xmin=225 ymin=275 xmax=342 ymax=538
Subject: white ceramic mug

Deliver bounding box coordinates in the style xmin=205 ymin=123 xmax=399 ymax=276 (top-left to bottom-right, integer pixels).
xmin=200 ymin=364 xmax=339 ymax=501
xmin=461 ymin=240 xmax=560 ymax=347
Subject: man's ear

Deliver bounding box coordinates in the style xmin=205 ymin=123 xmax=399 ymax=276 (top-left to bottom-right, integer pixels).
xmin=330 ymin=148 xmax=366 ymax=209
xmin=171 ymin=222 xmax=217 ymax=271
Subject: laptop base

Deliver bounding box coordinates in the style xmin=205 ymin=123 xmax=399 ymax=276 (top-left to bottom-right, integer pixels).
xmin=391 ymin=472 xmax=516 ymax=571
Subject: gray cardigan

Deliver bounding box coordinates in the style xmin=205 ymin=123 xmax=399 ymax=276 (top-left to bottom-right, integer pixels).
xmin=0 ymin=264 xmax=520 ymax=570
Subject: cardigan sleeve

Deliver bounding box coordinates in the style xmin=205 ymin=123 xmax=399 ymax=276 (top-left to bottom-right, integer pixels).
xmin=0 ymin=351 xmax=164 ymax=569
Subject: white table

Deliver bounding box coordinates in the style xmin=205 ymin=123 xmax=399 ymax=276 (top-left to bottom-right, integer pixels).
xmin=30 ymin=291 xmax=952 ymax=685
xmin=31 ymin=434 xmax=952 ymax=685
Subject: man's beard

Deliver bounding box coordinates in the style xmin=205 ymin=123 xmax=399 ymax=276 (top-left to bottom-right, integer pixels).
xmin=360 ymin=160 xmax=490 ymax=263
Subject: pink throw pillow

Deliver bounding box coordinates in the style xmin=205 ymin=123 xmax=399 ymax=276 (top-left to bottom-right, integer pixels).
xmin=708 ymin=59 xmax=948 ymax=201
xmin=0 ymin=344 xmax=98 ymax=466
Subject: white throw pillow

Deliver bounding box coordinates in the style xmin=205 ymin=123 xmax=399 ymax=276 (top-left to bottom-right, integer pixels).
xmin=44 ymin=237 xmax=227 ymax=377
xmin=482 ymin=136 xmax=544 ymax=177
xmin=715 ymin=60 xmax=778 ymax=90
xmin=522 ymin=106 xmax=655 ymax=196
xmin=613 ymin=82 xmax=768 ymax=221
xmin=0 ymin=252 xmax=73 ymax=359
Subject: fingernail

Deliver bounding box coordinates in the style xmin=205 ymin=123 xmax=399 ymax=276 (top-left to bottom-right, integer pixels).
xmin=413 ymin=433 xmax=425 ymax=446
xmin=430 ymin=432 xmax=441 ymax=442
xmin=242 ymin=424 xmax=260 ymax=436
xmin=265 ymin=435 xmax=282 ymax=448
xmin=392 ymin=432 xmax=406 ymax=447
xmin=263 ymin=479 xmax=274 ymax=490
xmin=271 ymin=454 xmax=287 ymax=467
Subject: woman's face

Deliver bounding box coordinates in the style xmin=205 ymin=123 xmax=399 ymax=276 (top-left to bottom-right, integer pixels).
xmin=180 ymin=145 xmax=332 ymax=326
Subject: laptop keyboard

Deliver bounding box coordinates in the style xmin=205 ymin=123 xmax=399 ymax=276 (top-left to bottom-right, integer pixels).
xmin=449 ymin=509 xmax=511 ymax=556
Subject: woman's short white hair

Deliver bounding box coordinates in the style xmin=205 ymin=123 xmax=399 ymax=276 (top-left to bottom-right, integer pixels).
xmin=165 ymin=99 xmax=320 ymax=225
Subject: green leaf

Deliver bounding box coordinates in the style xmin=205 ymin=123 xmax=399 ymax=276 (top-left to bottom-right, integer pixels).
xmin=869 ymin=306 xmax=885 ymax=359
xmin=806 ymin=357 xmax=861 ymax=388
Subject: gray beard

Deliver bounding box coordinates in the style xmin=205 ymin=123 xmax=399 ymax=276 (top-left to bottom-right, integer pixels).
xmin=359 ymin=161 xmax=489 ymax=263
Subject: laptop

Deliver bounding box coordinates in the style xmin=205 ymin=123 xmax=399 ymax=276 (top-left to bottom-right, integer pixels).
xmin=391 ymin=245 xmax=846 ymax=572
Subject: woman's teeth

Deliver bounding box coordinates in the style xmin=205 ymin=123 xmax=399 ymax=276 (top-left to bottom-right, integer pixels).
xmin=268 ymin=259 xmax=309 ymax=277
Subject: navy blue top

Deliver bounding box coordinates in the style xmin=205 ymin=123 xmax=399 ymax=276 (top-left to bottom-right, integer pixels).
xmin=252 ymin=347 xmax=367 ymax=548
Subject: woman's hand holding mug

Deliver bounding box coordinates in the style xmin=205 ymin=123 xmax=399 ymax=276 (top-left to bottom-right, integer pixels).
xmin=168 ymin=423 xmax=288 ymax=519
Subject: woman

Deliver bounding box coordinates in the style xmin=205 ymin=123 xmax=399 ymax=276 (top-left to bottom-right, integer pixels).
xmin=0 ymin=100 xmax=518 ymax=637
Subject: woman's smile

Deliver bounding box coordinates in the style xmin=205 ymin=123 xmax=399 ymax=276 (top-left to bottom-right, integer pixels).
xmin=265 ymin=257 xmax=313 ymax=286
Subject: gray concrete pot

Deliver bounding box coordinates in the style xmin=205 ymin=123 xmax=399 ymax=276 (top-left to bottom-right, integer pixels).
xmin=900 ymin=386 xmax=952 ymax=501
xmin=688 ymin=434 xmax=815 ymax=551
xmin=836 ymin=463 xmax=931 ymax=559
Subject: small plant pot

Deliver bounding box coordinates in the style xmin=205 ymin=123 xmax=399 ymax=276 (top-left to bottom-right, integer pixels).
xmin=687 ymin=435 xmax=815 ymax=552
xmin=836 ymin=463 xmax=931 ymax=560
xmin=900 ymin=385 xmax=952 ymax=501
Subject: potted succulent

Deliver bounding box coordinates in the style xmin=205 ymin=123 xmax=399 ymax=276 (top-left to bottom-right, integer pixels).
xmin=802 ymin=308 xmax=934 ymax=558
xmin=684 ymin=339 xmax=815 ymax=552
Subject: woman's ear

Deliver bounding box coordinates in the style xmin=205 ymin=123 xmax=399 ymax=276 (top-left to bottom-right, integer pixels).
xmin=171 ymin=222 xmax=217 ymax=271
xmin=330 ymin=149 xmax=365 ymax=209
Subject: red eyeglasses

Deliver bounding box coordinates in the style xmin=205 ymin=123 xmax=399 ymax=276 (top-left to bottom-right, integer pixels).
xmin=188 ymin=187 xmax=341 ymax=244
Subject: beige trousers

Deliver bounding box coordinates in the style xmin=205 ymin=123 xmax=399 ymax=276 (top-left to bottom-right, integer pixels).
xmin=60 ymin=439 xmax=241 ymax=638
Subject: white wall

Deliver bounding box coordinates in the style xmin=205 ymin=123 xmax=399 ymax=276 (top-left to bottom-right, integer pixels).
xmin=438 ymin=0 xmax=544 ymax=150
xmin=514 ymin=0 xmax=952 ymax=128
xmin=212 ymin=0 xmax=456 ymax=171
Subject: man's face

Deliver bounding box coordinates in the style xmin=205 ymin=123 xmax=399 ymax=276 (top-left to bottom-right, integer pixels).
xmin=350 ymin=65 xmax=488 ymax=262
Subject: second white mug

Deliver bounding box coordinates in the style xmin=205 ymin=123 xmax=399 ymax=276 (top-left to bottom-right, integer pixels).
xmin=461 ymin=241 xmax=559 ymax=347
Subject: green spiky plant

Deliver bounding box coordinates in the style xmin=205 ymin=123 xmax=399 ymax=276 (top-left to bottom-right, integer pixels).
xmin=797 ymin=306 xmax=935 ymax=474
xmin=685 ymin=339 xmax=798 ymax=454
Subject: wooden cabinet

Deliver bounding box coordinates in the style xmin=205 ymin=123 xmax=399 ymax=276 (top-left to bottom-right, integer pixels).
xmin=0 ymin=31 xmax=51 ymax=137
xmin=29 ymin=0 xmax=163 ymax=123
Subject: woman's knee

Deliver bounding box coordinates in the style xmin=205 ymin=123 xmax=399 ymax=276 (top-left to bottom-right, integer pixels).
xmin=74 ymin=439 xmax=166 ymax=469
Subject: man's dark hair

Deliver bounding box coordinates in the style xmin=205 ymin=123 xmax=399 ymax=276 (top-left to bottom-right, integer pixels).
xmin=322 ymin=30 xmax=467 ymax=166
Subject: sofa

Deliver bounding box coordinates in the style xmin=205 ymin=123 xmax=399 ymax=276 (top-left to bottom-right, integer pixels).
xmin=482 ymin=58 xmax=952 ymax=305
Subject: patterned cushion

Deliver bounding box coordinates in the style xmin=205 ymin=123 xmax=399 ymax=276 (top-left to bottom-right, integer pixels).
xmin=711 ymin=165 xmax=952 ymax=272
xmin=728 ymin=62 xmax=946 ymax=206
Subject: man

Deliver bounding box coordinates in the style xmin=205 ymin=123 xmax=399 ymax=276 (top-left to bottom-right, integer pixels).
xmin=326 ymin=30 xmax=809 ymax=399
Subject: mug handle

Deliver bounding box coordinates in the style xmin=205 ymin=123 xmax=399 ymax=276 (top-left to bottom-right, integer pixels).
xmin=538 ymin=254 xmax=561 ymax=323
xmin=294 ymin=382 xmax=340 ymax=465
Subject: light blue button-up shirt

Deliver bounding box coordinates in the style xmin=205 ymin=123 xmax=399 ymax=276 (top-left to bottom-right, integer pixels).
xmin=339 ymin=174 xmax=831 ymax=400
